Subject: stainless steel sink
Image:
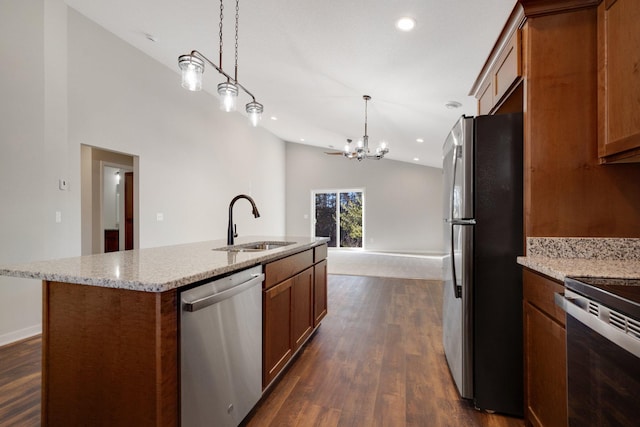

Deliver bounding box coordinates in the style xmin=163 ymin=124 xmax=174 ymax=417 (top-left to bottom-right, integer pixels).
xmin=213 ymin=241 xmax=295 ymax=252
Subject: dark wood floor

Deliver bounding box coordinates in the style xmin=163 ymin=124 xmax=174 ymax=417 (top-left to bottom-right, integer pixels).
xmin=0 ymin=275 xmax=523 ymax=427
xmin=246 ymin=275 xmax=523 ymax=427
xmin=0 ymin=333 xmax=41 ymax=426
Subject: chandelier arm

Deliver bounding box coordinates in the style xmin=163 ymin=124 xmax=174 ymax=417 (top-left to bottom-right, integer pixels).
xmin=189 ymin=50 xmax=258 ymax=102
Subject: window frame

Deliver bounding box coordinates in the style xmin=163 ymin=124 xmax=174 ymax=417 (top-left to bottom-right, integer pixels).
xmin=310 ymin=188 xmax=365 ymax=250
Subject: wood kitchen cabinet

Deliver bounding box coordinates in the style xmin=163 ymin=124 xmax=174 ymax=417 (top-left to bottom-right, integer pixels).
xmin=262 ymin=244 xmax=328 ymax=388
xmin=291 ymin=267 xmax=314 ymax=350
xmin=523 ymin=269 xmax=567 ymax=427
xmin=597 ymin=0 xmax=640 ymax=163
xmin=471 ymin=10 xmax=523 ymax=115
xmin=313 ymin=243 xmax=328 ymax=327
xmin=472 ymin=1 xmax=640 ymax=238
xmin=263 ymin=275 xmax=294 ymax=386
xmin=313 ymin=259 xmax=327 ymax=326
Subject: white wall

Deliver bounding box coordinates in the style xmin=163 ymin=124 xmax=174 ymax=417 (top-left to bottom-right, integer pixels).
xmin=0 ymin=0 xmax=286 ymax=345
xmin=285 ymin=143 xmax=444 ymax=254
xmin=0 ymin=0 xmax=48 ymax=345
xmin=68 ymin=9 xmax=286 ymax=248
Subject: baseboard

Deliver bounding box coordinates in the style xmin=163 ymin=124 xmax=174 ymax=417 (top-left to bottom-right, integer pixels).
xmin=0 ymin=324 xmax=42 ymax=347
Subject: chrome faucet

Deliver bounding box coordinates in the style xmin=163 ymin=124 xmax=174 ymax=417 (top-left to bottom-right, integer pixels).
xmin=227 ymin=194 xmax=260 ymax=246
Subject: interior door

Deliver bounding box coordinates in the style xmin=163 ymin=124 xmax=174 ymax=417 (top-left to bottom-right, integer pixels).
xmin=125 ymin=172 xmax=134 ymax=250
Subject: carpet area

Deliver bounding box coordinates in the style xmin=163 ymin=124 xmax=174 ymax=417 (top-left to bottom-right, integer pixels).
xmin=327 ymin=249 xmax=444 ymax=280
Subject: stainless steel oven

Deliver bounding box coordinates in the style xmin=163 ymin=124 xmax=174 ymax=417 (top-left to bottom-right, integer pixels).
xmin=557 ymin=277 xmax=640 ymax=426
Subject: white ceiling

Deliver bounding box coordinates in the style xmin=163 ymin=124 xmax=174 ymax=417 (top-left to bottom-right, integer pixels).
xmin=64 ymin=0 xmax=516 ymax=168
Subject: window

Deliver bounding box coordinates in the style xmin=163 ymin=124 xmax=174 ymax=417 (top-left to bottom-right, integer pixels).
xmin=312 ymin=190 xmax=364 ymax=248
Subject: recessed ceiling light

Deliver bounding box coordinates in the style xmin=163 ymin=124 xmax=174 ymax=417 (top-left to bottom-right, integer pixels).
xmin=396 ymin=17 xmax=416 ymax=32
xmin=413 ymin=157 xmax=420 ymax=162
xmin=270 ymin=116 xmax=278 ymax=121
xmin=445 ymin=101 xmax=462 ymax=109
xmin=300 ymin=138 xmax=305 ymax=142
xmin=416 ymin=138 xmax=424 ymax=143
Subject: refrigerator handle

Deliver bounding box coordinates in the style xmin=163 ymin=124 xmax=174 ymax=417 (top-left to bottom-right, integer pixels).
xmin=449 ymin=145 xmax=458 ymax=220
xmin=449 ymin=144 xmax=462 ymax=299
xmin=450 ymin=224 xmax=462 ymax=299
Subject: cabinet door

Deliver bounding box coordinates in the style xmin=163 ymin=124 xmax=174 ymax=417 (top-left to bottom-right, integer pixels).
xmin=313 ymin=259 xmax=327 ymax=327
xmin=524 ymin=301 xmax=567 ymax=427
xmin=478 ymin=80 xmax=494 ymax=115
xmin=263 ymin=278 xmax=293 ymax=387
xmin=291 ymin=267 xmax=314 ymax=351
xmin=598 ymin=0 xmax=640 ymax=162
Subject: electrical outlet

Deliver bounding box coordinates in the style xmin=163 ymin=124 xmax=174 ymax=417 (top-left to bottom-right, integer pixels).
xmin=55 ymin=211 xmax=62 ymax=223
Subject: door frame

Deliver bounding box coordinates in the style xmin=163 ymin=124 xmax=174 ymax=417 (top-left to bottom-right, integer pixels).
xmin=310 ymin=188 xmax=365 ymax=250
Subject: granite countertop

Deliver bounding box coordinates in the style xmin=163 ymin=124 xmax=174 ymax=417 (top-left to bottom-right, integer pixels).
xmin=517 ymin=237 xmax=640 ymax=281
xmin=0 ymin=236 xmax=328 ymax=292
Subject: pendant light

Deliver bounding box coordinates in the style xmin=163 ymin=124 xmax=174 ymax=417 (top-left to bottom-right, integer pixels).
xmin=343 ymin=95 xmax=390 ymax=161
xmin=178 ymin=0 xmax=263 ymax=126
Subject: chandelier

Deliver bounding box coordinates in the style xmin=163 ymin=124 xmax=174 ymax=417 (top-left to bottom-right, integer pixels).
xmin=343 ymin=95 xmax=389 ymax=161
xmin=178 ymin=0 xmax=263 ymax=127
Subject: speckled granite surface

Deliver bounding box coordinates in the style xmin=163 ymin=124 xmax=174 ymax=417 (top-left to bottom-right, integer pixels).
xmin=0 ymin=236 xmax=328 ymax=292
xmin=517 ymin=237 xmax=640 ymax=281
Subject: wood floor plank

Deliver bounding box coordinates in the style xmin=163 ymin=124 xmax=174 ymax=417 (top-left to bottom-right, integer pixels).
xmin=0 ymin=336 xmax=41 ymax=427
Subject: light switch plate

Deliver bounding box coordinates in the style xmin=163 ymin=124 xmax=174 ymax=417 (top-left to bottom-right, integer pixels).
xmin=156 ymin=213 xmax=164 ymax=221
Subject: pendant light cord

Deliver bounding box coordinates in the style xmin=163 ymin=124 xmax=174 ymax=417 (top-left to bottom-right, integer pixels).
xmin=364 ymin=96 xmax=369 ymax=138
xmin=219 ymin=0 xmax=224 ymax=70
xmin=234 ymin=0 xmax=239 ymax=82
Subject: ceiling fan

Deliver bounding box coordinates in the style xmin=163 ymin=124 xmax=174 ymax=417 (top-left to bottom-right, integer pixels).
xmin=325 ymin=139 xmax=356 ymax=158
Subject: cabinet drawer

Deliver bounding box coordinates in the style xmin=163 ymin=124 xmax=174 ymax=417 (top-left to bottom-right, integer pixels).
xmin=523 ymin=268 xmax=565 ymax=327
xmin=314 ymin=244 xmax=327 ymax=262
xmin=493 ymin=29 xmax=521 ymax=105
xmin=264 ymin=249 xmax=313 ymax=290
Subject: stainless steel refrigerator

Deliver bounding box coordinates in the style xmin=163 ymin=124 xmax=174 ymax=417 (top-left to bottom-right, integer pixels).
xmin=442 ymin=113 xmax=523 ymax=416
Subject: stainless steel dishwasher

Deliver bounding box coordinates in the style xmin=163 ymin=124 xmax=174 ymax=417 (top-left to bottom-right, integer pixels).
xmin=180 ymin=265 xmax=264 ymax=427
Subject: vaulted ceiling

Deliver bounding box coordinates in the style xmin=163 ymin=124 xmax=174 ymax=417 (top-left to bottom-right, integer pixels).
xmin=65 ymin=0 xmax=516 ymax=168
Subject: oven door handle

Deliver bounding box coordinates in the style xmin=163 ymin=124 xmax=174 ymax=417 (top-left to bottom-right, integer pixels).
xmin=555 ymin=291 xmax=640 ymax=359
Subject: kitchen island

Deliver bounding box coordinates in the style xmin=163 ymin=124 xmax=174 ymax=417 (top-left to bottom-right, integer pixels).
xmin=0 ymin=236 xmax=328 ymax=427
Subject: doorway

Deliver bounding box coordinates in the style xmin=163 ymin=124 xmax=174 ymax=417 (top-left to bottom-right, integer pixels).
xmin=312 ymin=189 xmax=364 ymax=249
xmin=102 ymin=165 xmax=134 ymax=252
xmin=81 ymin=145 xmax=139 ymax=255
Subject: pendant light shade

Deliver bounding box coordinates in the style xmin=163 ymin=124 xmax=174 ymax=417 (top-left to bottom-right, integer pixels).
xmin=217 ymin=81 xmax=239 ymax=112
xmin=246 ymin=101 xmax=263 ymax=127
xmin=178 ymin=54 xmax=204 ymax=91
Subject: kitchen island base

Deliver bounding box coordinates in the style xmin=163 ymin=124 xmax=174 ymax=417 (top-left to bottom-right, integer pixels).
xmin=42 ymin=281 xmax=178 ymax=426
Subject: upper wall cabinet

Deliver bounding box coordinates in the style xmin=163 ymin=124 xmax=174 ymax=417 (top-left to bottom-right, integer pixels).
xmin=598 ymin=0 xmax=640 ymax=163
xmin=470 ymin=6 xmax=525 ymax=115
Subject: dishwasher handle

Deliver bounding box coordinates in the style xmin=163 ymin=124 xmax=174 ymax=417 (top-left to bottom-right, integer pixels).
xmin=184 ymin=273 xmax=264 ymax=312
xmin=555 ymin=290 xmax=640 ymax=359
